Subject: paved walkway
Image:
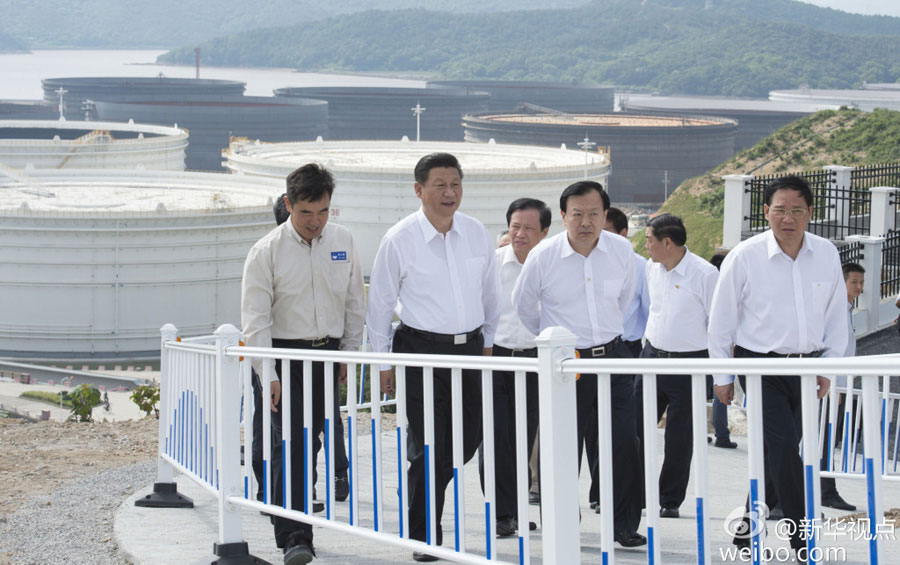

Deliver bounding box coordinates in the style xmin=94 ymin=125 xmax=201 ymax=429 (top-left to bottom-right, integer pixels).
xmin=116 ymin=424 xmax=898 ymax=564
xmin=0 ymin=379 xmax=143 ymax=422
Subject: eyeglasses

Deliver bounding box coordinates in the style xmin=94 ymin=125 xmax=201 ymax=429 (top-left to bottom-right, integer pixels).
xmin=769 ymin=207 xmax=809 ymax=219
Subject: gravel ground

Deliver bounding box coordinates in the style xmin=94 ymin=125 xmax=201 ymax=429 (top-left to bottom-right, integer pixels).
xmin=0 ymin=460 xmax=155 ymax=565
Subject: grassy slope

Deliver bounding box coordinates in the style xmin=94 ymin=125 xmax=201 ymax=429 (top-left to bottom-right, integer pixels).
xmin=632 ymin=108 xmax=900 ymax=259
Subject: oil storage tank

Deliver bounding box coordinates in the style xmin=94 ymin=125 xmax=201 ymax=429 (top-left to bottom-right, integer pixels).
xmin=0 ymin=100 xmax=58 ymax=120
xmin=224 ymin=139 xmax=610 ymax=274
xmin=93 ymin=96 xmax=328 ymax=171
xmin=768 ymin=88 xmax=900 ymax=112
xmin=274 ymin=86 xmax=489 ymax=141
xmin=428 ymin=80 xmax=614 ymax=114
xmin=462 ymin=112 xmax=736 ymax=204
xmin=619 ymin=94 xmax=835 ymax=152
xmin=0 ymin=169 xmax=284 ymax=360
xmin=41 ymin=77 xmax=247 ymax=120
xmin=0 ymin=119 xmax=188 ymax=170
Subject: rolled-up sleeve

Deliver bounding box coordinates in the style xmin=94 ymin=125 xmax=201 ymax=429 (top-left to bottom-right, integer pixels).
xmin=241 ymin=245 xmax=276 ymax=381
xmin=341 ymin=236 xmax=366 ymax=352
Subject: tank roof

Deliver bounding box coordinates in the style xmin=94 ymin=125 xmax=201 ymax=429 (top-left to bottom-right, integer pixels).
xmin=473 ymin=113 xmax=734 ymax=127
xmin=225 ymin=139 xmax=608 ymax=172
xmin=620 ymin=94 xmax=836 ymax=114
xmin=0 ymin=119 xmax=187 ymax=137
xmin=42 ymin=77 xmax=246 ymax=89
xmin=0 ymin=169 xmax=282 ymax=215
xmin=275 ymin=86 xmax=489 ymax=99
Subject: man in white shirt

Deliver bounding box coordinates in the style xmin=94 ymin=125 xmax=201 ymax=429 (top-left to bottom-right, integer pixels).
xmin=709 ymin=175 xmax=847 ymax=554
xmin=242 ymin=164 xmax=365 ymax=565
xmin=479 ymin=197 xmax=549 ymax=537
xmin=513 ymin=180 xmax=646 ymax=548
xmin=819 ymin=262 xmax=864 ymax=511
xmin=636 ymin=214 xmax=719 ymax=519
xmin=366 ymin=152 xmax=501 ymax=562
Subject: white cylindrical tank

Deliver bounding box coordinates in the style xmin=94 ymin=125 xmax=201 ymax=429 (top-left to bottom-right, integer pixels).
xmin=0 ymin=169 xmax=285 ymax=360
xmin=0 ymin=120 xmax=188 ymax=170
xmin=224 ymin=139 xmax=611 ymax=274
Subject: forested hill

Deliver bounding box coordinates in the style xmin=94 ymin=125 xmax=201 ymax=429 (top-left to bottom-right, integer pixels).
xmin=0 ymin=0 xmax=586 ymax=49
xmin=158 ymin=0 xmax=900 ymax=97
xmin=632 ymin=108 xmax=900 ymax=259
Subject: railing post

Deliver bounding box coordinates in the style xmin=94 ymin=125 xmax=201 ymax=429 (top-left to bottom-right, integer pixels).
xmin=868 ymin=187 xmax=898 ymax=237
xmin=846 ymin=235 xmax=885 ymax=335
xmin=824 ymin=165 xmax=854 ymax=239
xmin=208 ymin=323 xmax=266 ymax=564
xmin=722 ymin=174 xmax=753 ymax=249
xmin=861 ymin=375 xmax=884 ymax=564
xmin=534 ymin=326 xmax=580 ymax=565
xmin=134 ymin=323 xmax=193 ymax=508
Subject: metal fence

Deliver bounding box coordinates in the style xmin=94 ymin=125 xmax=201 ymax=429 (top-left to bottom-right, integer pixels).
xmin=881 ymin=229 xmax=900 ymax=299
xmin=838 ymin=240 xmax=865 ymax=266
xmin=138 ymin=324 xmax=900 ymax=565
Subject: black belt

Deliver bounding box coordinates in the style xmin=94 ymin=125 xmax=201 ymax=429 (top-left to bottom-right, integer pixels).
xmin=577 ymin=336 xmax=621 ymax=358
xmin=493 ymin=344 xmax=537 ymax=358
xmin=734 ymin=345 xmax=822 ymax=358
xmin=649 ymin=344 xmax=708 ymax=358
xmin=286 ymin=337 xmax=338 ymax=349
xmin=398 ymin=323 xmax=482 ymax=345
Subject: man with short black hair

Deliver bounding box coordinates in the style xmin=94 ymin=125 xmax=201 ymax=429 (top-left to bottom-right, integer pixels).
xmin=709 ymin=175 xmax=847 ymax=555
xmin=242 ymin=163 xmax=365 ymax=565
xmin=636 ymin=213 xmax=719 ymax=519
xmin=513 ymin=180 xmax=645 ymax=547
xmin=480 ymin=197 xmax=550 ymax=537
xmin=367 ymin=152 xmax=501 ymax=562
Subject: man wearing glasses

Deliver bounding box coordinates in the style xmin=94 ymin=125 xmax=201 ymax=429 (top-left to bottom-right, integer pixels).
xmin=708 ymin=175 xmax=847 ymax=559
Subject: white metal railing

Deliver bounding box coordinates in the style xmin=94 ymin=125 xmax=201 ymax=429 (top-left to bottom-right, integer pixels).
xmin=146 ymin=323 xmax=898 ymax=565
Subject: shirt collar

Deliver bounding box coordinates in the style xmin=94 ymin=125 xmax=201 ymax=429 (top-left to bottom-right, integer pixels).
xmin=765 ymin=228 xmax=810 ymax=260
xmin=285 ymin=221 xmax=326 ymax=248
xmin=416 ymin=208 xmax=458 ymax=243
xmin=670 ymin=247 xmax=691 ymax=276
xmin=501 ymin=243 xmax=521 ymax=267
xmin=560 ymin=229 xmax=607 ymax=258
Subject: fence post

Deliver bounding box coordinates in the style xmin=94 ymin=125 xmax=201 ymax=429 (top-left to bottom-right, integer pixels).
xmin=860 ymin=375 xmax=884 ymax=564
xmin=208 ymin=323 xmax=265 ymax=564
xmin=722 ymin=174 xmax=753 ymax=249
xmin=824 ymin=165 xmax=853 ymax=239
xmin=534 ymin=326 xmax=580 ymax=565
xmin=846 ymin=235 xmax=885 ymax=336
xmin=135 ymin=323 xmax=193 ymax=508
xmin=868 ymin=187 xmax=898 ymax=237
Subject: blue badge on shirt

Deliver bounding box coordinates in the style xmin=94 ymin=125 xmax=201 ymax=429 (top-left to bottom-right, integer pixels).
xmin=331 ymin=251 xmax=348 ymax=262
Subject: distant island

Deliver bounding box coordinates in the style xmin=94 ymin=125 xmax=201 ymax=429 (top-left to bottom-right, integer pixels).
xmin=157 ymin=0 xmax=900 ymax=97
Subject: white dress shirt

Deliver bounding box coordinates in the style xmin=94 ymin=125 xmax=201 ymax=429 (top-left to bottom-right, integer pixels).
xmin=622 ymin=252 xmax=650 ymax=342
xmin=366 ymin=208 xmax=501 ymax=355
xmin=644 ymin=248 xmax=719 ymax=352
xmin=708 ymin=230 xmax=848 ymax=385
xmin=241 ymin=221 xmax=366 ymax=380
xmin=836 ymin=302 xmax=856 ymax=389
xmin=494 ymin=244 xmax=537 ymax=351
xmin=512 ymin=230 xmax=636 ymax=349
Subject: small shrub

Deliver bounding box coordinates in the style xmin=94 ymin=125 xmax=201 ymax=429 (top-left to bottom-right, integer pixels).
xmin=68 ymin=384 xmax=101 ymax=422
xmin=131 ymin=384 xmax=160 ymax=418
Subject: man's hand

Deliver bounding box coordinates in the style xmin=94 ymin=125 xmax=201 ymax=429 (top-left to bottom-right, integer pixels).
xmin=816 ymin=376 xmax=831 ymax=400
xmin=339 ymin=363 xmax=348 ymax=384
xmin=714 ymin=383 xmax=735 ymax=406
xmin=483 ymin=347 xmax=492 ymax=356
xmin=270 ymin=380 xmax=281 ymax=412
xmin=380 ymin=368 xmax=395 ymax=396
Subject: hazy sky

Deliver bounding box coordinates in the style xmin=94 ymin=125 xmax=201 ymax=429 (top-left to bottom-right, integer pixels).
xmin=798 ymin=0 xmax=900 ymax=17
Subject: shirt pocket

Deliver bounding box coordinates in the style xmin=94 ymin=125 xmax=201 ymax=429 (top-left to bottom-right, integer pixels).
xmin=603 ymin=278 xmax=624 ymax=299
xmin=465 ymin=257 xmax=485 ymax=289
xmin=811 ymin=280 xmax=831 ymax=311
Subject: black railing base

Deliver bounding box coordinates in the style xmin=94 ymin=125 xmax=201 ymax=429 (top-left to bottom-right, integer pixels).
xmin=134 ymin=482 xmax=194 ymax=508
xmin=199 ymin=541 xmax=271 ymax=565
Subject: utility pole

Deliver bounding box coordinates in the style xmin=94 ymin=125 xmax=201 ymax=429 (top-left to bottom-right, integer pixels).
xmin=194 ymin=48 xmax=201 ymax=79
xmin=663 ymin=170 xmax=669 ymax=201
xmin=411 ymin=102 xmax=426 ymax=142
xmin=576 ymin=134 xmax=596 ymax=179
xmin=55 ymin=87 xmax=67 ymax=121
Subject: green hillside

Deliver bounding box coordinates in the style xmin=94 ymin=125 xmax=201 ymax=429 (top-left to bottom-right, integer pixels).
xmin=0 ymin=0 xmax=585 ymax=49
xmin=158 ymin=0 xmax=900 ymax=97
xmin=632 ymin=108 xmax=900 ymax=259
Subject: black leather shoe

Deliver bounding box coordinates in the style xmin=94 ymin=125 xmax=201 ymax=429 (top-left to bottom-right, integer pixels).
xmin=714 ymin=439 xmax=738 ymax=449
xmin=335 ymin=474 xmax=349 ymax=502
xmin=283 ymin=538 xmax=315 ymax=565
xmin=412 ymin=551 xmax=439 ymax=562
xmin=614 ymin=530 xmax=647 ymax=547
xmin=496 ymin=517 xmax=517 ymax=537
xmin=822 ymin=492 xmax=856 ymax=511
xmin=529 ymin=491 xmax=540 ymax=505
xmin=660 ymin=507 xmax=679 ymax=518
xmin=529 ymin=521 xmax=537 ymax=531
xmin=589 ymin=500 xmax=599 ymax=510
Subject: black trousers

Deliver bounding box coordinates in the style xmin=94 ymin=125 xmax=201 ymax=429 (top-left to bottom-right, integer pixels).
xmin=392 ymin=326 xmax=484 ymax=544
xmin=477 ymin=345 xmax=539 ymax=521
xmin=270 ymin=338 xmax=340 ymax=548
xmin=312 ymin=375 xmax=349 ymax=478
xmin=634 ymin=344 xmax=708 ymax=509
xmin=577 ymin=339 xmax=642 ymax=534
xmin=735 ymin=347 xmax=806 ymax=551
